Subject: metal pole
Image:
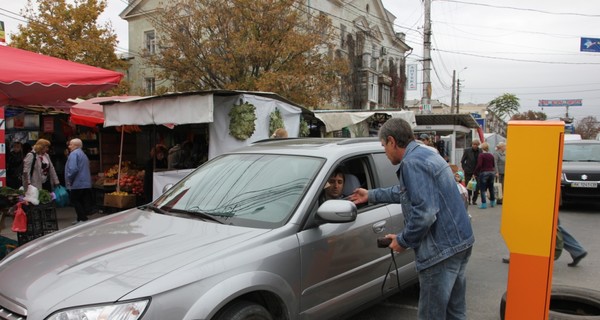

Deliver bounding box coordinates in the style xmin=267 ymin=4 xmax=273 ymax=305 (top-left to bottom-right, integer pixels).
xmin=421 ymin=0 xmax=432 ymax=110
xmin=451 ymin=70 xmax=456 ymax=113
xmin=456 ymin=79 xmax=461 ymax=114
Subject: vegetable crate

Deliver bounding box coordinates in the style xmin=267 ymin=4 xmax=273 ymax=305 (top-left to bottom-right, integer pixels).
xmin=17 ymin=202 xmax=58 ymax=246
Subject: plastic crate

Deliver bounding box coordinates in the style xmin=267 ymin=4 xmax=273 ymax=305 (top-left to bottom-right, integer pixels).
xmin=17 ymin=202 xmax=58 ymax=246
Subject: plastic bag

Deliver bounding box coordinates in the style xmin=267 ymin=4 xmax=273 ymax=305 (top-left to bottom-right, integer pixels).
xmin=467 ymin=177 xmax=477 ymax=191
xmin=11 ymin=202 xmax=27 ymax=232
xmin=23 ymin=185 xmax=40 ymax=205
xmin=54 ymin=185 xmax=69 ymax=207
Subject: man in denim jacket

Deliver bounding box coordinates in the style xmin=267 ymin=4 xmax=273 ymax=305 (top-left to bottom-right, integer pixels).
xmin=350 ymin=118 xmax=474 ymax=320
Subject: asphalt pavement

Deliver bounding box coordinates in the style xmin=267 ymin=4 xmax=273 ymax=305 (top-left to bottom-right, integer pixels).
xmin=2 ymin=203 xmax=598 ymax=320
xmin=348 ymin=202 xmax=600 ymax=320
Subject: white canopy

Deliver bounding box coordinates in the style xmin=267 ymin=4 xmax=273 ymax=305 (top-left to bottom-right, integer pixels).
xmin=314 ymin=110 xmax=416 ymax=132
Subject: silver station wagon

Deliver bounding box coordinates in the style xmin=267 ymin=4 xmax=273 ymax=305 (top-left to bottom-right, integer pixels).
xmin=0 ymin=138 xmax=417 ymax=320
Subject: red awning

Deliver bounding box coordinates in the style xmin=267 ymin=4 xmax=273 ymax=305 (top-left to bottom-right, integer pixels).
xmin=70 ymin=96 xmax=141 ymax=127
xmin=0 ymin=45 xmax=123 ymax=106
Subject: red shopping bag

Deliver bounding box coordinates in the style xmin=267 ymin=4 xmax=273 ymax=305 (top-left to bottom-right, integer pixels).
xmin=11 ymin=202 xmax=27 ymax=233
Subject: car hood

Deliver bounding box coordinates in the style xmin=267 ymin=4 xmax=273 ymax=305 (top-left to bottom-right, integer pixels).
xmin=562 ymin=161 xmax=600 ymax=173
xmin=0 ymin=209 xmax=268 ymax=316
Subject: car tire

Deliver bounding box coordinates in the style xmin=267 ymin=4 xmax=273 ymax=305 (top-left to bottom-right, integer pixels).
xmin=214 ymin=300 xmax=273 ymax=320
xmin=500 ymin=285 xmax=600 ymax=319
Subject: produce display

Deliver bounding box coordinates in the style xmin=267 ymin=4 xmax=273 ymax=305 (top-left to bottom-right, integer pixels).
xmin=102 ymin=161 xmax=144 ymax=196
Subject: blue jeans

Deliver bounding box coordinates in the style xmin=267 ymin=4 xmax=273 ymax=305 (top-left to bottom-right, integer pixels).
xmin=559 ymin=224 xmax=586 ymax=259
xmin=417 ymin=247 xmax=472 ymax=320
xmin=478 ymin=172 xmax=496 ymax=204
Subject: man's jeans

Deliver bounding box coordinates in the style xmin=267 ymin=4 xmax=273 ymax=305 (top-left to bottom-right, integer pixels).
xmin=418 ymin=247 xmax=472 ymax=320
xmin=559 ymin=224 xmax=586 ymax=259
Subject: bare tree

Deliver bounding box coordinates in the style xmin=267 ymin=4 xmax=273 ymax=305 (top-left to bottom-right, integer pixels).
xmin=575 ymin=116 xmax=600 ymax=139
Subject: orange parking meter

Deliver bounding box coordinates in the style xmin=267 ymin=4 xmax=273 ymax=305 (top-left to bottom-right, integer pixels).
xmin=500 ymin=120 xmax=564 ymax=319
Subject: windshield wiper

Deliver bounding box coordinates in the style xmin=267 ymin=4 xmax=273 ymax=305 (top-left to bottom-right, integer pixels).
xmin=168 ymin=208 xmax=225 ymax=224
xmin=143 ymin=204 xmax=170 ymax=215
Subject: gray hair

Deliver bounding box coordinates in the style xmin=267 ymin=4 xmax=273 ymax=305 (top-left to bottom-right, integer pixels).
xmin=378 ymin=118 xmax=414 ymax=148
xmin=70 ymin=138 xmax=83 ymax=148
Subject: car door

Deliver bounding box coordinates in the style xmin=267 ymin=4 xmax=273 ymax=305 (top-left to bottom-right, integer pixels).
xmin=296 ymin=154 xmax=413 ymax=319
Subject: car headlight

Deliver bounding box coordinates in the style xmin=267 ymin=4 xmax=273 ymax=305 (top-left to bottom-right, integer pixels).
xmin=46 ymin=299 xmax=149 ymax=320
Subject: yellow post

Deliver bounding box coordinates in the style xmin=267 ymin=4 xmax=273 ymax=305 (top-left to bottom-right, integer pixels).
xmin=500 ymin=120 xmax=564 ymax=319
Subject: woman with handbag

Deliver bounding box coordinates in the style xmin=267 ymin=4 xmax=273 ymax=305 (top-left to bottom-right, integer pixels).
xmin=22 ymin=139 xmax=60 ymax=193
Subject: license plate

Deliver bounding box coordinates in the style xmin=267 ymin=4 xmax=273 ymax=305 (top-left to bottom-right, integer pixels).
xmin=571 ymin=181 xmax=598 ymax=188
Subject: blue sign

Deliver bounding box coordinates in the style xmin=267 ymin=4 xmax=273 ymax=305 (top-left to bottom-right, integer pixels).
xmin=581 ymin=38 xmax=600 ymax=52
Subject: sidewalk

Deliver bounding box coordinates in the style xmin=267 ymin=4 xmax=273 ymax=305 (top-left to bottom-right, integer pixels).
xmin=0 ymin=205 xmax=106 ymax=242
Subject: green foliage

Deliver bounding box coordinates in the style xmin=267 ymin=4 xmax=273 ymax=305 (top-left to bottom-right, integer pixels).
xmin=488 ymin=93 xmax=520 ymax=120
xmin=269 ymin=109 xmax=285 ymax=136
xmin=299 ymin=119 xmax=310 ymax=137
xmin=39 ymin=189 xmax=52 ymax=204
xmin=229 ymin=102 xmax=257 ymax=140
xmin=146 ymin=0 xmax=349 ymax=108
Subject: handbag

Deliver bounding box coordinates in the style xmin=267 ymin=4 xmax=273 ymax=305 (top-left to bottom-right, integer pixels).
xmin=54 ymin=185 xmax=69 ymax=208
xmin=493 ymin=177 xmax=503 ymax=200
xmin=467 ymin=177 xmax=477 ymax=191
xmin=11 ymin=202 xmax=27 ymax=233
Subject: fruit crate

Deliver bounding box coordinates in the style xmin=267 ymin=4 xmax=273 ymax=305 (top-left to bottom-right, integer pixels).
xmin=17 ymin=202 xmax=58 ymax=246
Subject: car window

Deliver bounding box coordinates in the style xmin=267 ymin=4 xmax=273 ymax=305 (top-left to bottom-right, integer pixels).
xmin=563 ymin=144 xmax=600 ymax=162
xmin=154 ymin=153 xmax=325 ymax=228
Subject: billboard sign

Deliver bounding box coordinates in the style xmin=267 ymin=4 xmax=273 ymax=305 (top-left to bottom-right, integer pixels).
xmin=538 ymin=99 xmax=582 ymax=107
xmin=581 ymin=37 xmax=600 ymax=53
xmin=407 ymin=64 xmax=417 ymax=91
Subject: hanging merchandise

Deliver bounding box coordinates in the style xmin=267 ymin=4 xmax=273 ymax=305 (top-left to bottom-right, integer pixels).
xmin=229 ymin=102 xmax=256 ymax=140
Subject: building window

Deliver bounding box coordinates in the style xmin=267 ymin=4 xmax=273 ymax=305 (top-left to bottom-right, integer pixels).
xmin=368 ymin=73 xmax=378 ymax=103
xmin=145 ymin=77 xmax=156 ymax=95
xmin=340 ymin=24 xmax=346 ymax=48
xmin=145 ymin=30 xmax=156 ymax=55
xmin=380 ymin=84 xmax=391 ymax=108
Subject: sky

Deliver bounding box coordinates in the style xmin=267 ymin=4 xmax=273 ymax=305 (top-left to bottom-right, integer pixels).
xmin=2 ymin=0 xmax=599 ymax=123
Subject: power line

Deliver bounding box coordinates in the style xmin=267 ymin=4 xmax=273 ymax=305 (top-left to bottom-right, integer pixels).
xmin=436 ymin=0 xmax=600 ymax=18
xmin=434 ymin=48 xmax=600 ymax=65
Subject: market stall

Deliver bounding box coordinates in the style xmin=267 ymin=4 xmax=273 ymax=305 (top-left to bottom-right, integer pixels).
xmin=97 ymin=90 xmax=315 ymax=201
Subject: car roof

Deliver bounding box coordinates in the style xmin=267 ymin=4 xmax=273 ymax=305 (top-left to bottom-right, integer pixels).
xmin=564 ymin=139 xmax=600 ymax=145
xmin=230 ymin=137 xmax=385 ymax=158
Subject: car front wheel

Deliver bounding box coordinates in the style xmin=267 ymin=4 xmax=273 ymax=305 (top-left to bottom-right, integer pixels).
xmin=214 ymin=300 xmax=273 ymax=320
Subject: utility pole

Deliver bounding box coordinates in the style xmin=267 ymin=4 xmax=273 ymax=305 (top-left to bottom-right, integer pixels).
xmin=421 ymin=0 xmax=432 ymax=112
xmin=450 ymin=70 xmax=456 ymax=113
xmin=456 ymin=79 xmax=461 ymax=114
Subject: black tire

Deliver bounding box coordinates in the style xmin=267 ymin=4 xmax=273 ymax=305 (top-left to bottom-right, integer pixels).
xmin=214 ymin=300 xmax=273 ymax=320
xmin=500 ymin=285 xmax=600 ymax=319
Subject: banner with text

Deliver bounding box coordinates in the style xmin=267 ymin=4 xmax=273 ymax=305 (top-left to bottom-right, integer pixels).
xmin=538 ymin=99 xmax=582 ymax=107
xmin=407 ymin=64 xmax=417 ymax=91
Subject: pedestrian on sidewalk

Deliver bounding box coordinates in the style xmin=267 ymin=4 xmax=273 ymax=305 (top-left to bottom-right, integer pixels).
xmin=349 ymin=118 xmax=474 ymax=320
xmin=65 ymin=138 xmax=93 ymax=224
xmin=461 ymin=139 xmax=481 ymax=205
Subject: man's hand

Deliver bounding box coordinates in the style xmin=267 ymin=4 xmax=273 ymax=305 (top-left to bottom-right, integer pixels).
xmin=347 ymin=188 xmax=368 ymax=205
xmin=386 ymin=234 xmax=406 ymax=253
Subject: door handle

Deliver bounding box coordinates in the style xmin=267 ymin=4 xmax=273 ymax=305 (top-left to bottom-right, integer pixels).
xmin=372 ymin=220 xmax=387 ymax=233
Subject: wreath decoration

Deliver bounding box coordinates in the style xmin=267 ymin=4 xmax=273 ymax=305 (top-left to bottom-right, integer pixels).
xmin=229 ymin=102 xmax=257 ymax=140
xmin=299 ymin=118 xmax=310 ymax=137
xmin=269 ymin=108 xmax=285 ymax=136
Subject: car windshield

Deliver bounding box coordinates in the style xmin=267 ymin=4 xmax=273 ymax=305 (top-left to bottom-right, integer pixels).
xmin=153 ymin=153 xmax=324 ymax=228
xmin=563 ymin=144 xmax=600 ymax=162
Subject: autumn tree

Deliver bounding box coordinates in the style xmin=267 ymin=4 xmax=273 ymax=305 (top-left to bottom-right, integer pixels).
xmin=11 ymin=0 xmax=129 ymax=94
xmin=511 ymin=110 xmax=547 ymax=121
xmin=575 ymin=116 xmax=600 ymax=139
xmin=488 ymin=93 xmax=520 ymax=120
xmin=145 ymin=0 xmax=348 ymax=108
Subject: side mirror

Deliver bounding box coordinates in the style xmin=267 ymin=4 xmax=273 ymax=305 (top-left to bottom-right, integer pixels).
xmin=316 ymin=200 xmax=357 ymax=223
xmin=162 ymin=183 xmax=174 ymax=194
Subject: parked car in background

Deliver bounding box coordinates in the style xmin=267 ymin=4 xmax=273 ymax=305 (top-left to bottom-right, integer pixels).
xmin=560 ymin=139 xmax=600 ymax=206
xmin=0 ymin=138 xmax=418 ymax=320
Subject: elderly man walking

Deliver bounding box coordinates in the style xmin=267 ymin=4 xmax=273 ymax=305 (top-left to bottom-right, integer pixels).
xmin=65 ymin=138 xmax=93 ymax=224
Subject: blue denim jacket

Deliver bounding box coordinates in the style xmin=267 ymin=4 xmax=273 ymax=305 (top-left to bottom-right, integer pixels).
xmin=369 ymin=141 xmax=474 ymax=271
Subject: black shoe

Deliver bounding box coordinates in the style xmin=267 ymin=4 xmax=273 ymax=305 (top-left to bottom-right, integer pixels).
xmin=568 ymin=252 xmax=587 ymax=267
xmin=502 ymin=257 xmax=510 ymax=264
